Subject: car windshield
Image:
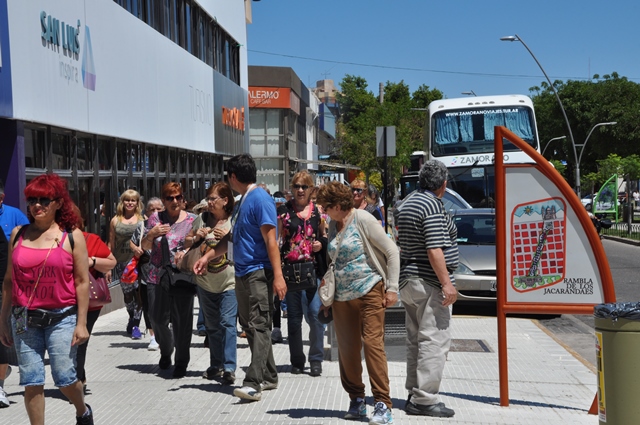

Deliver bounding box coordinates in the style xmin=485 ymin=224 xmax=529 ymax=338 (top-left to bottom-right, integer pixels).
xmin=454 ymin=214 xmax=496 ymax=245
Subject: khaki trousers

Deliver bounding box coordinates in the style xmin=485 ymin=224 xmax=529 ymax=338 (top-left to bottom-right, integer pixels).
xmin=333 ymin=281 xmax=392 ymax=408
xmin=400 ymin=278 xmax=452 ymax=406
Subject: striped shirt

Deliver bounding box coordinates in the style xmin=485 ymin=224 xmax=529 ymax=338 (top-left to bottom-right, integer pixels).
xmin=397 ymin=190 xmax=458 ymax=290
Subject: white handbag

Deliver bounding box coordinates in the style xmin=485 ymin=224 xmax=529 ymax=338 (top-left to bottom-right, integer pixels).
xmin=319 ymin=263 xmax=336 ymax=307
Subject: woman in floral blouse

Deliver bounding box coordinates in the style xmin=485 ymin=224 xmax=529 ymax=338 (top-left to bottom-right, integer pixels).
xmin=277 ymin=171 xmax=327 ymax=377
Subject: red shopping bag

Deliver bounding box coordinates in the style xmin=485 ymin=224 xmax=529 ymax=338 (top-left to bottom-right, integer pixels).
xmin=120 ymin=256 xmax=139 ymax=284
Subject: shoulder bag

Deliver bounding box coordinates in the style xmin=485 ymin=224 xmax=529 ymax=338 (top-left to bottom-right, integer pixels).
xmin=88 ymin=272 xmax=112 ymax=309
xmin=84 ymin=233 xmax=112 ymax=309
xmin=282 ymin=203 xmax=317 ymax=292
xmin=158 ymin=235 xmax=196 ymax=296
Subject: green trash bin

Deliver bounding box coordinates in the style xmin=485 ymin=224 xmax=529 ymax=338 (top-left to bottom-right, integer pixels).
xmin=594 ymin=303 xmax=640 ymax=425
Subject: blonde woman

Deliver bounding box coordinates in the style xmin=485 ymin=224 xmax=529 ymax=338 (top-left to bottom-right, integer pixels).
xmin=107 ymin=190 xmax=144 ymax=339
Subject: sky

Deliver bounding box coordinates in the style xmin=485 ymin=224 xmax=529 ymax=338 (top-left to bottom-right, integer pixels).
xmin=246 ymin=0 xmax=640 ymax=99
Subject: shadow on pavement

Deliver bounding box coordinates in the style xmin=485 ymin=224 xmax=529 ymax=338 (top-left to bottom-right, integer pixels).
xmin=440 ymin=391 xmax=589 ymax=412
xmin=266 ymin=407 xmax=343 ymax=419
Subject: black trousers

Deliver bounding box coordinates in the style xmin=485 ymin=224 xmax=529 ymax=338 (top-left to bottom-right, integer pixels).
xmin=148 ymin=284 xmax=194 ymax=369
xmin=76 ymin=308 xmax=102 ymax=382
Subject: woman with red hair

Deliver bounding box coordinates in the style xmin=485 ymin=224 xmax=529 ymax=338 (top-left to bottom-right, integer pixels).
xmin=0 ymin=174 xmax=94 ymax=424
xmin=141 ymin=182 xmax=196 ymax=379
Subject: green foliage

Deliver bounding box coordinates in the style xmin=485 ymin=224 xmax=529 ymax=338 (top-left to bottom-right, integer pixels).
xmin=533 ymin=73 xmax=640 ymax=189
xmin=549 ymin=159 xmax=567 ymax=178
xmin=335 ymin=76 xmax=443 ymax=195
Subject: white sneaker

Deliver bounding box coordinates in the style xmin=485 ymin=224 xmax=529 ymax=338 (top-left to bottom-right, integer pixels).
xmin=0 ymin=386 xmax=9 ymax=408
xmin=233 ymin=386 xmax=262 ymax=401
xmin=260 ymin=381 xmax=278 ymax=391
xmin=148 ymin=336 xmax=159 ymax=351
xmin=369 ymin=401 xmax=393 ymax=424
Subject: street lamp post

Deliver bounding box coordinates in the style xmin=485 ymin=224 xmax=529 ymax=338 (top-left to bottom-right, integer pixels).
xmin=541 ymin=136 xmax=567 ymax=156
xmin=461 ymin=90 xmax=477 ymax=96
xmin=575 ymin=121 xmax=617 ymax=198
xmin=500 ymin=34 xmax=578 ymax=194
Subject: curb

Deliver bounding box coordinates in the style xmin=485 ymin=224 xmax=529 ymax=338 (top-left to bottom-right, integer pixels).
xmin=602 ymin=235 xmax=640 ymax=246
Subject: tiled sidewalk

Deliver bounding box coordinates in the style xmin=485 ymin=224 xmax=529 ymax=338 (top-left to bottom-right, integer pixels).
xmin=1 ymin=306 xmax=598 ymax=424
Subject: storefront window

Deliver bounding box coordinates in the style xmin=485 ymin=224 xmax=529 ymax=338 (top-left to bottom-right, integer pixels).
xmin=169 ymin=149 xmax=177 ymax=174
xmin=24 ymin=127 xmax=46 ymax=169
xmin=157 ymin=147 xmax=167 ymax=173
xmin=97 ymin=138 xmax=113 ymax=170
xmin=131 ymin=143 xmax=144 ymax=172
xmin=146 ymin=144 xmax=155 ymax=173
xmin=116 ymin=141 xmax=129 ymax=171
xmin=76 ymin=135 xmax=93 ymax=171
xmin=267 ymin=110 xmax=281 ymax=135
xmin=52 ymin=131 xmax=72 ymax=170
xmin=267 ymin=136 xmax=281 ymax=156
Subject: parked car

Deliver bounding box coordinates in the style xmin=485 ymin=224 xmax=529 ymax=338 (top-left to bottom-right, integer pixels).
xmin=581 ymin=194 xmax=596 ymax=211
xmin=452 ymin=208 xmax=496 ymax=305
xmin=390 ymin=187 xmax=472 ymax=242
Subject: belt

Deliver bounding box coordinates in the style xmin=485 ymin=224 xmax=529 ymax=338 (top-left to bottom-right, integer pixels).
xmin=27 ymin=306 xmax=78 ymax=327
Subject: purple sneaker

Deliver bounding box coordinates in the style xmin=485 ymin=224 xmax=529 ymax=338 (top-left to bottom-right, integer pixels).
xmin=131 ymin=326 xmax=142 ymax=340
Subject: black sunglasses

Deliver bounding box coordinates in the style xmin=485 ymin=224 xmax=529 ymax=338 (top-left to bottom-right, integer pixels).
xmin=351 ymin=188 xmax=364 ymax=194
xmin=164 ymin=194 xmax=184 ymax=202
xmin=293 ymin=184 xmax=310 ymax=191
xmin=26 ymin=197 xmax=56 ymax=207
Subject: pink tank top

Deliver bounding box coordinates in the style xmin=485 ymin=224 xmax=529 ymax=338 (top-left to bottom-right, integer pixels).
xmin=12 ymin=232 xmax=77 ymax=310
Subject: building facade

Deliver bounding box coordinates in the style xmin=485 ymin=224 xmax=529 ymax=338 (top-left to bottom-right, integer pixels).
xmin=248 ymin=66 xmax=349 ymax=192
xmin=0 ymin=0 xmax=251 ymax=235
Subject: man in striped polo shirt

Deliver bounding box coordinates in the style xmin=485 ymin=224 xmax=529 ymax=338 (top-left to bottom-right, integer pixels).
xmin=396 ymin=159 xmax=458 ymax=418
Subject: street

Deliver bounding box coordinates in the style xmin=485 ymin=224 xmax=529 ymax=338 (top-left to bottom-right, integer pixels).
xmin=535 ymin=238 xmax=640 ymax=369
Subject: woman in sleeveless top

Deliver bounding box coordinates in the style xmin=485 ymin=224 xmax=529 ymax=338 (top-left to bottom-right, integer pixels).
xmin=0 ymin=174 xmax=94 ymax=424
xmin=278 ymin=171 xmax=327 ymax=377
xmin=107 ymin=190 xmax=144 ymax=338
xmin=180 ymin=182 xmax=236 ymax=384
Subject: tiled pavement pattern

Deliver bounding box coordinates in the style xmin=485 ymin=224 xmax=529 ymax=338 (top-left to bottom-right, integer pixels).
xmin=1 ymin=306 xmax=598 ymax=424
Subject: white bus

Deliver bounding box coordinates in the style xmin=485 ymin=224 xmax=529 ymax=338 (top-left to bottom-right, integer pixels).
xmin=427 ymin=94 xmax=540 ymax=207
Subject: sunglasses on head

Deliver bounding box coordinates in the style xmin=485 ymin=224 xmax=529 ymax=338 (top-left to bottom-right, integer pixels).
xmin=293 ymin=184 xmax=310 ymax=191
xmin=351 ymin=188 xmax=364 ymax=194
xmin=26 ymin=197 xmax=56 ymax=207
xmin=164 ymin=194 xmax=184 ymax=202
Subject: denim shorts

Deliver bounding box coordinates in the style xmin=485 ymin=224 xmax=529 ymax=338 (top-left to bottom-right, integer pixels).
xmin=11 ymin=307 xmax=79 ymax=387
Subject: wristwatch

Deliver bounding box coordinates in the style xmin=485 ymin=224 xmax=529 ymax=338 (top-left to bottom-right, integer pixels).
xmin=91 ymin=256 xmax=97 ymax=268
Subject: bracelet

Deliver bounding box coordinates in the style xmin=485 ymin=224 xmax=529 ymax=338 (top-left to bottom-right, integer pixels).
xmin=91 ymin=256 xmax=97 ymax=268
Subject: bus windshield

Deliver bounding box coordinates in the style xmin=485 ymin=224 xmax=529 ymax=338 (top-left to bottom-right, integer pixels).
xmin=431 ymin=105 xmax=537 ymax=157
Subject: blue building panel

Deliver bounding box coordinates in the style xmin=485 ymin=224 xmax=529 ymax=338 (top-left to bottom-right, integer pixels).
xmin=319 ymin=103 xmax=335 ymax=138
xmin=0 ymin=0 xmax=13 ymax=118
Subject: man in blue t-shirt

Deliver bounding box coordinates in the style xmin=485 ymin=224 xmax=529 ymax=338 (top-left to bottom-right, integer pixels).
xmin=193 ymin=154 xmax=286 ymax=402
xmin=0 ymin=185 xmax=29 ymax=241
xmin=0 ymin=185 xmax=28 ymax=406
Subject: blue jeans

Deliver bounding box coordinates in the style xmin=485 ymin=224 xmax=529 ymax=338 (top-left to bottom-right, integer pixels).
xmin=11 ymin=307 xmax=78 ymax=387
xmin=285 ymin=284 xmax=324 ymax=368
xmin=197 ymin=287 xmax=238 ymax=372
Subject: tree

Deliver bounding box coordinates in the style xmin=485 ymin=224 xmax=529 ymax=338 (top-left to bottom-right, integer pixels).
xmin=533 ymin=73 xmax=640 ymax=187
xmin=335 ymin=76 xmax=443 ymax=198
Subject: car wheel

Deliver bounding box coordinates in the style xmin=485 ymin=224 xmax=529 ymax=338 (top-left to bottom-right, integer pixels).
xmin=585 ymin=203 xmax=592 ymax=212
